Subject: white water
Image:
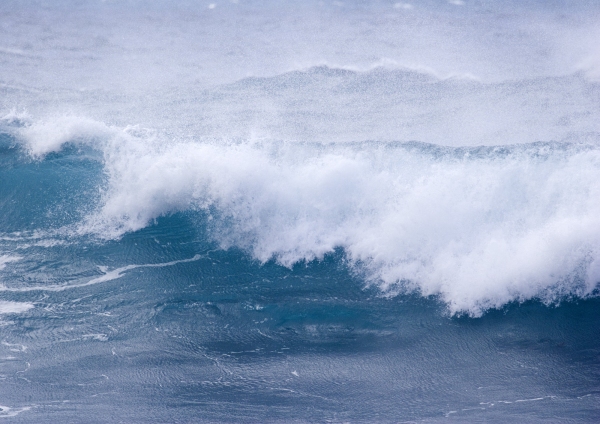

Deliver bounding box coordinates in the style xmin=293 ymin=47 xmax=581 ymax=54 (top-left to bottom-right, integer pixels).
xmin=0 ymin=301 xmax=34 ymax=314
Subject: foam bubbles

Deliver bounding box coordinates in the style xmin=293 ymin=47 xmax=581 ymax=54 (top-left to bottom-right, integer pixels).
xmin=18 ymin=116 xmax=112 ymax=158
xmin=0 ymin=255 xmax=21 ymax=271
xmin=0 ymin=301 xmax=34 ymax=314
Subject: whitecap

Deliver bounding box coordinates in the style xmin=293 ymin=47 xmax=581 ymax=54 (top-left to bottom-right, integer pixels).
xmin=0 ymin=256 xmax=21 ymax=271
xmin=0 ymin=301 xmax=34 ymax=314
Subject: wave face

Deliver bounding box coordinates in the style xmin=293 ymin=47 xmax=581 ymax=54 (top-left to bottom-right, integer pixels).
xmin=1 ymin=0 xmax=600 ymax=422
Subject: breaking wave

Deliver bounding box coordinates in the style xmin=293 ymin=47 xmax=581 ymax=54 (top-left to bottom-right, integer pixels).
xmin=6 ymin=112 xmax=600 ymax=315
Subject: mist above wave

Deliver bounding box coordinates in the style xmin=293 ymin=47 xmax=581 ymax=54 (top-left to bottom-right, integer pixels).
xmin=1 ymin=0 xmax=599 ymax=148
xmin=2 ymin=0 xmax=599 ymax=149
xmin=5 ymin=65 xmax=599 ymax=150
xmin=7 ymin=114 xmax=600 ymax=316
xmin=1 ymin=0 xmax=598 ymax=91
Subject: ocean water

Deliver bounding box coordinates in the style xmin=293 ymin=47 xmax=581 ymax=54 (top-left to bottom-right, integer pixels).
xmin=1 ymin=0 xmax=600 ymax=422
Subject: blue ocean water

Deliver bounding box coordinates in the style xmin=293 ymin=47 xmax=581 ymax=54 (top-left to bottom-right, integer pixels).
xmin=1 ymin=0 xmax=600 ymax=422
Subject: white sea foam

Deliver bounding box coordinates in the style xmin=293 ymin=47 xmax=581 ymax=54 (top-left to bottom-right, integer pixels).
xmin=0 ymin=301 xmax=34 ymax=314
xmin=18 ymin=116 xmax=113 ymax=158
xmin=0 ymin=256 xmax=21 ymax=271
xmin=0 ymin=255 xmax=203 ymax=293
xmin=0 ymin=405 xmax=31 ymax=418
xmin=14 ymin=114 xmax=600 ymax=315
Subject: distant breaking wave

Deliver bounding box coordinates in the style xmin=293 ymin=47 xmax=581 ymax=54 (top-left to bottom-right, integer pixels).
xmin=2 ymin=112 xmax=599 ymax=316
